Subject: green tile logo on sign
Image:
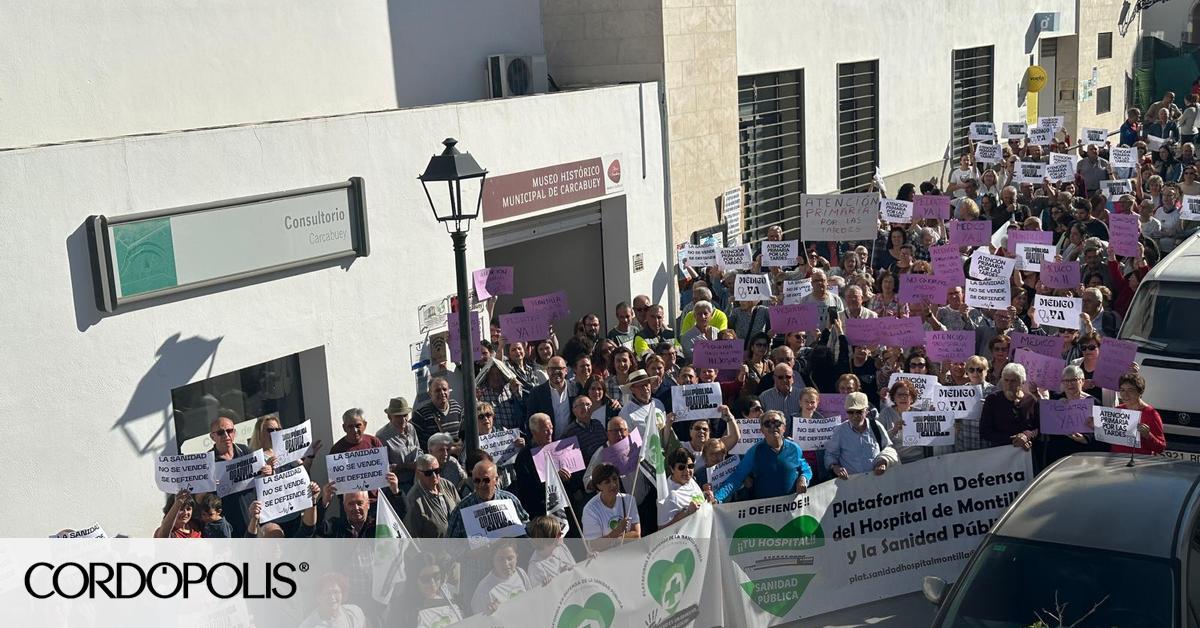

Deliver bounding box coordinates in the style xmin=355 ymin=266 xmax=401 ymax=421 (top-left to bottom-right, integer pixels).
xmin=740 ymin=574 xmax=815 ymax=617
xmin=730 ymin=515 xmax=824 ymax=616
xmin=646 ymin=549 xmax=696 ymax=614
xmin=555 ymin=592 xmax=616 ymax=628
xmin=113 ymin=218 xmax=178 ymax=297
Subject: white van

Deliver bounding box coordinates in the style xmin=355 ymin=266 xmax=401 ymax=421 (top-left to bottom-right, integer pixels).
xmin=1118 ymin=232 xmax=1200 ymax=460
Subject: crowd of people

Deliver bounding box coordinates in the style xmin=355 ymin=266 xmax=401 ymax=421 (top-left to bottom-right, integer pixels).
xmin=143 ymin=93 xmax=1195 ymax=625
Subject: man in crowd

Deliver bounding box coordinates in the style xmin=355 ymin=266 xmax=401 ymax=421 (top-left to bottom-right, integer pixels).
xmin=825 ymin=392 xmax=899 ymax=478
xmin=843 ymin=285 xmax=877 ymax=320
xmin=632 ymin=294 xmax=653 ymax=329
xmin=446 ymin=460 xmax=530 ymax=539
xmin=938 ymin=286 xmax=986 ymax=331
xmin=798 ymin=269 xmax=845 ymax=330
xmin=759 ymin=363 xmax=803 ymax=436
xmin=563 ymin=313 xmax=602 ymax=367
xmin=527 ymin=356 xmax=574 ymax=437
xmin=376 ymin=397 xmax=421 ymax=497
xmin=563 ymin=395 xmax=607 ymax=463
xmin=607 ymin=302 xmax=638 ymax=349
xmin=1075 ymin=144 xmax=1110 ymax=197
xmin=330 ymin=408 xmax=385 ymax=455
xmin=713 ymin=410 xmax=812 ymax=502
xmin=633 ymin=305 xmax=677 ymax=357
xmin=404 ymin=453 xmax=460 ymax=538
xmin=476 ymin=360 xmax=527 ymax=432
xmin=413 ymin=376 xmax=464 ymax=453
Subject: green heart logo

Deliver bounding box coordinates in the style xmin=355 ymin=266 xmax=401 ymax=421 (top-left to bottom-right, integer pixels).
xmin=647 ymin=549 xmax=696 ymax=613
xmin=740 ymin=574 xmax=815 ymax=617
xmin=645 ymin=430 xmax=663 ymax=467
xmin=556 ymin=592 xmax=616 ymax=628
xmin=729 ymin=514 xmax=824 ymax=555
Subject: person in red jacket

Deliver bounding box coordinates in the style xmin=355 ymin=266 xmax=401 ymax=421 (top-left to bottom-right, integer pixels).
xmin=1111 ymin=373 xmax=1166 ymax=455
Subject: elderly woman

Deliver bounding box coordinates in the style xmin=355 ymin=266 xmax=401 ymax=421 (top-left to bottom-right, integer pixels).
xmin=980 ymin=363 xmax=1040 ymax=451
xmin=679 ymin=300 xmax=720 ymax=362
xmin=662 ymin=404 xmax=742 ymax=477
xmin=954 ymin=356 xmax=998 ymax=453
xmin=658 ymin=448 xmax=714 ymax=528
xmin=428 ymin=432 xmax=468 ymax=494
xmin=1040 ymin=365 xmax=1098 ymax=469
xmin=879 ymin=379 xmax=925 ymax=464
xmin=869 ymin=272 xmax=905 ymax=317
xmin=1113 ymin=373 xmax=1167 ymax=455
xmin=582 ymin=462 xmax=641 ymax=545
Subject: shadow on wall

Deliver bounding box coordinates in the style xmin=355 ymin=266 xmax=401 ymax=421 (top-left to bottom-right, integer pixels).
xmin=111 ymin=332 xmax=224 ymax=457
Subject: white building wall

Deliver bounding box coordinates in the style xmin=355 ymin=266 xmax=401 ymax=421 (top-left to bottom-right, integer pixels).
xmin=737 ymin=0 xmax=1077 ymax=193
xmin=0 ymin=83 xmax=666 ymax=537
xmin=0 ymin=0 xmax=545 ymax=149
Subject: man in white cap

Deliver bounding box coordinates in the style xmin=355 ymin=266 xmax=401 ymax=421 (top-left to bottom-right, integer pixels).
xmin=824 ymin=392 xmax=899 ymax=478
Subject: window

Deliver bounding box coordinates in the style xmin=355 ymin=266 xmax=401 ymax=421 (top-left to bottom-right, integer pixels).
xmin=1097 ymin=86 xmax=1112 ymax=115
xmin=173 ymin=354 xmax=306 ymax=453
xmin=952 ymin=46 xmax=994 ymax=155
xmin=837 ymin=60 xmax=878 ymax=192
xmin=1099 ymin=32 xmax=1113 ymax=59
xmin=738 ymin=70 xmax=806 ymax=244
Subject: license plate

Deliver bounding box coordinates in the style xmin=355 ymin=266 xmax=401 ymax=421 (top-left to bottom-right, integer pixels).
xmin=1163 ymin=449 xmax=1200 ymax=463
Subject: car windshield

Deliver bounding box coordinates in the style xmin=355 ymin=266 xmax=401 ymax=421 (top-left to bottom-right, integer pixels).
xmin=1120 ymin=280 xmax=1200 ymax=359
xmin=939 ymin=536 xmax=1174 ymax=627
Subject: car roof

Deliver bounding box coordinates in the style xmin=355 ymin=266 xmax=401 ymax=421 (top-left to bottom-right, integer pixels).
xmin=1144 ymin=232 xmax=1200 ymax=283
xmin=994 ymin=453 xmax=1200 ymax=558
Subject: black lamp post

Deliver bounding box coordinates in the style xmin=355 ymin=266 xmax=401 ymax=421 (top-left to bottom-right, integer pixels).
xmin=419 ymin=137 xmax=488 ymax=454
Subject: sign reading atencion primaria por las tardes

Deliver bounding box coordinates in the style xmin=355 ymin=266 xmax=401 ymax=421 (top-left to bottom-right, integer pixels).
xmin=86 ymin=179 xmax=369 ymax=313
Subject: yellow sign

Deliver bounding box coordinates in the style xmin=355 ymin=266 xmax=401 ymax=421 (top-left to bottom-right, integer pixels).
xmin=1026 ymin=66 xmax=1048 ymax=93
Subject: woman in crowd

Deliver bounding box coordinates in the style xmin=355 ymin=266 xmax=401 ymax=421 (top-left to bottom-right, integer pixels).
xmin=387 ymin=553 xmax=463 ymax=627
xmin=743 ymin=332 xmax=773 ymax=395
xmin=980 ymin=363 xmax=1040 ymax=455
xmin=470 ymin=539 xmax=533 ymax=616
xmin=154 ymin=490 xmax=201 ymax=538
xmin=1040 ymin=365 xmax=1097 ymax=468
xmin=605 ymin=347 xmax=636 ymax=404
xmin=584 ymin=375 xmax=623 ymax=424
xmin=532 ymin=339 xmax=557 ymax=376
xmin=1112 ymin=373 xmax=1167 ymax=456
xmin=987 ymin=335 xmax=1012 ymax=385
xmin=300 ymin=573 xmax=366 ymax=628
xmin=954 ymin=355 xmax=997 ymax=453
xmin=477 ymin=402 xmax=520 ymax=488
xmin=582 ymin=463 xmax=641 ymax=545
xmin=428 ymin=432 xmax=468 ymax=493
xmin=791 ymin=387 xmax=829 ymax=480
xmin=879 ymin=379 xmax=924 ymax=464
xmin=870 ymin=272 xmax=904 ymax=317
xmin=658 ymin=448 xmax=713 ymax=528
xmin=873 ymin=226 xmax=909 ymax=272
xmin=664 ymin=404 xmax=741 ymax=477
xmin=1068 ymin=332 xmax=1105 ymax=403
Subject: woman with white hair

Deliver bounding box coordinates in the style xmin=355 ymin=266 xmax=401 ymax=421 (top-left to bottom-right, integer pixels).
xmin=679 ymin=300 xmax=719 ymax=361
xmin=427 ymin=432 xmax=468 ymax=493
xmin=1040 ymin=365 xmax=1097 ymax=469
xmin=979 ymin=363 xmax=1040 ymax=453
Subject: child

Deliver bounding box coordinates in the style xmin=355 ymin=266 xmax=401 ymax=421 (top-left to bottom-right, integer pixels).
xmin=198 ymin=493 xmax=232 ymax=538
xmin=525 ymin=516 xmax=576 ymax=586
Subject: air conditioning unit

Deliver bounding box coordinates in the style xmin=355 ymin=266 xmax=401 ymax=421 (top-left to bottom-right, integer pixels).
xmin=486 ymin=54 xmax=548 ymax=98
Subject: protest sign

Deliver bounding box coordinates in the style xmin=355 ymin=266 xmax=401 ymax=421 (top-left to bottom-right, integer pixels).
xmin=1007 ymin=228 xmax=1054 ymax=247
xmin=792 ymin=416 xmax=843 ymax=450
xmin=1014 ymin=160 xmax=1047 ymax=183
xmin=1039 ymin=398 xmax=1096 ymax=435
xmin=326 ymin=446 xmax=390 ymax=494
xmin=800 ymin=193 xmax=880 ymax=241
xmin=707 ymin=454 xmax=740 ymax=488
xmin=964 ymin=277 xmax=1010 ymax=310
xmin=901 ymin=411 xmax=954 ymax=446
xmin=1033 ymin=294 xmax=1082 ymax=330
xmin=499 ymin=310 xmax=551 ymax=342
xmin=1045 ymin=161 xmax=1072 ymax=183
xmin=1100 ymin=179 xmax=1133 ymax=198
xmin=1093 ymin=406 xmax=1141 ymax=448
xmin=479 ymin=428 xmax=523 ymax=466
xmin=717 ymin=244 xmax=753 ymax=271
xmin=1109 ymin=213 xmax=1140 ymax=257
xmin=734 ymin=274 xmax=772 ymax=302
xmin=880 ymin=199 xmax=914 ymax=224
xmin=51 ymin=524 xmax=108 ymax=539
xmin=1081 ymin=127 xmax=1108 ymax=145
xmin=1093 ymin=338 xmax=1139 ymax=391
xmin=1038 ymin=116 xmax=1064 ymax=131
xmin=1049 ymin=151 xmax=1078 ymax=170
xmin=1109 ymin=146 xmax=1137 ymax=170
xmin=523 ymin=291 xmax=571 ymax=321
xmin=214 ymin=449 xmax=266 ymax=497
xmin=768 ymin=304 xmax=820 ymax=333
xmin=1001 ymin=121 xmax=1027 ymax=138
xmin=692 ymin=339 xmax=744 ymax=370
xmin=447 ymin=310 xmax=483 ymax=363
xmin=925 ymin=331 xmax=975 ymax=363
xmin=155 ymin=452 xmax=215 ymax=493
xmin=969 ymin=249 xmax=1017 ymax=280
xmin=671 ymin=383 xmax=723 ymax=422
xmin=1013 ymin=242 xmax=1055 ymax=271
xmin=782 ymin=279 xmax=811 ymax=304
xmin=913 ymin=194 xmax=952 ymax=220
xmin=1015 ymin=348 xmax=1065 ymax=393
xmin=462 ymin=500 xmax=526 ymax=548
xmin=255 ymin=465 xmax=312 ymax=523
xmin=532 ymin=437 xmax=587 ymax=482
xmin=761 ymin=240 xmax=799 ymax=267
xmin=1026 ymin=127 xmax=1052 ymax=146
xmin=731 ymin=418 xmax=764 ymax=455
xmin=684 ymin=244 xmax=718 ymax=267
xmin=818 ymin=393 xmax=848 ymax=417
xmin=974 ymin=142 xmax=1002 ymax=164
xmin=930 ymin=245 xmax=966 ymax=283
xmin=878 ymin=317 xmax=927 ymax=348
xmin=1183 ymin=195 xmax=1200 ymax=221
xmin=933 ymin=385 xmax=984 ymax=420
xmin=844 ymin=317 xmax=882 ymax=347
xmin=949 ymin=219 xmax=993 ymax=247
xmin=472 ymin=267 xmax=513 ymax=300
xmin=898 ymin=274 xmax=950 ymax=305
xmin=889 ymin=372 xmax=939 ymax=404
xmin=271 ymin=419 xmax=314 ymax=467
xmin=1009 ymin=331 xmax=1061 ymax=358
xmin=1147 ymin=135 xmax=1168 ymax=151
xmin=1040 ymin=260 xmax=1079 ymax=290
xmin=969 ymin=121 xmax=996 ymax=141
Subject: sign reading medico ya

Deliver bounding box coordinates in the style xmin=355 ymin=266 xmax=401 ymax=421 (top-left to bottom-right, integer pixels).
xmin=86 ymin=178 xmax=369 ymax=312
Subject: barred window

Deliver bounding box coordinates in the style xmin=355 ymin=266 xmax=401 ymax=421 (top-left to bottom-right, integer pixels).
xmin=952 ymin=46 xmax=994 ymax=155
xmin=837 ymin=60 xmax=879 ymax=193
xmin=738 ymin=70 xmax=806 ymax=244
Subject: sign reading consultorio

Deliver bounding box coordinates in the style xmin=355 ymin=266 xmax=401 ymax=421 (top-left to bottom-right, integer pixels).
xmin=86 ymin=179 xmax=369 ymax=313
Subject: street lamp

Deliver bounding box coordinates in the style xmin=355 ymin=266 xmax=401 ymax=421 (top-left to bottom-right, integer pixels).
xmin=419 ymin=137 xmax=488 ymax=454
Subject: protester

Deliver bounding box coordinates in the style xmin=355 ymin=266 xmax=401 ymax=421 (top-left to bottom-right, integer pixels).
xmin=428 ymin=432 xmax=468 ymax=492
xmin=446 ymin=460 xmax=530 ymax=539
xmin=658 ymin=448 xmax=713 ymax=527
xmin=413 ymin=377 xmax=464 ymax=453
xmin=405 ymin=453 xmax=461 ymax=538
xmin=879 ymin=378 xmax=924 ymax=463
xmin=713 ymin=410 xmax=812 ymax=502
xmin=582 ymin=462 xmax=641 ymax=545
xmin=470 ymin=539 xmax=533 ymax=615
xmin=526 ymin=516 xmax=576 ymax=585
xmin=154 ymin=491 xmax=201 ymax=538
xmin=1112 ymin=373 xmax=1167 ymax=456
xmin=387 ymin=553 xmax=463 ymax=627
xmin=527 ymin=356 xmax=574 ymax=437
xmin=980 ymin=363 xmax=1040 ymax=453
xmin=825 ymin=392 xmax=899 ymax=478
xmin=300 ymin=573 xmax=367 ymax=628
xmin=376 ymin=397 xmax=421 ymax=496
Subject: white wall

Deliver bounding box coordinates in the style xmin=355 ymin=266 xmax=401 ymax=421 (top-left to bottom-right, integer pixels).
xmin=0 ymin=83 xmax=665 ymax=537
xmin=737 ymin=0 xmax=1077 ymax=193
xmin=0 ymin=0 xmax=544 ymax=148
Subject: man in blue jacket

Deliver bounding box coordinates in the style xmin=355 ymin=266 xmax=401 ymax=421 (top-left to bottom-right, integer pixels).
xmin=713 ymin=410 xmax=812 ymax=502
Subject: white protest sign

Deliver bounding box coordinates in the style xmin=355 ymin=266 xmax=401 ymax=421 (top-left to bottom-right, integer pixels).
xmin=326 ymin=446 xmax=390 ymax=494
xmin=1045 ymin=161 xmax=1072 ymax=183
xmin=791 ymin=415 xmax=843 ymax=451
xmin=889 ymin=372 xmax=940 ymax=405
xmin=1147 ymin=135 xmax=1168 ymax=151
xmin=782 ymin=279 xmax=811 ymax=304
xmin=1081 ymin=127 xmax=1108 ymax=145
xmin=965 ymin=278 xmax=1011 ymax=310
xmin=723 ymin=187 xmax=744 ymax=246
xmin=51 ymin=524 xmax=108 ymax=539
xmin=1100 ymin=179 xmax=1134 ymax=198
xmin=731 ymin=418 xmax=764 ymax=455
xmin=969 ymin=249 xmax=1018 ymax=280
xmin=1001 ymin=122 xmax=1027 ymax=139
xmin=1093 ymin=406 xmax=1141 ymax=448
xmin=734 ymin=274 xmax=772 ymax=302
xmin=707 ymin=454 xmax=740 ymax=488
xmin=479 ymin=428 xmax=523 ymax=466
xmin=761 ymin=240 xmax=799 ymax=267
xmin=717 ymin=244 xmax=753 ymax=271
xmin=880 ymin=199 xmax=914 ymax=224
xmin=155 ymin=452 xmax=216 ymax=494
xmin=969 ymin=122 xmax=997 ymax=141
xmin=684 ymin=244 xmax=717 ymax=267
xmin=1182 ymin=195 xmax=1200 ymax=221
xmin=1026 ymin=127 xmax=1053 ymax=146
xmin=1033 ymin=294 xmax=1083 ymax=330
xmin=271 ymin=419 xmax=314 ymax=467
xmin=214 ymin=449 xmax=266 ymax=497
xmin=1038 ymin=116 xmax=1064 ymax=132
xmin=933 ymin=385 xmax=984 ymax=420
xmin=901 ymin=410 xmax=955 ymax=446
xmin=800 ymin=193 xmax=881 ymax=241
xmin=255 ymin=465 xmax=312 ymax=523
xmin=1109 ymin=146 xmax=1137 ymax=169
xmin=974 ymin=142 xmax=1002 ymax=164
xmin=671 ymin=382 xmax=723 ymax=422
xmin=1049 ymin=151 xmax=1078 ymax=169
xmin=462 ymin=499 xmax=527 ymax=548
xmin=1013 ymin=242 xmax=1055 ymax=271
xmin=1013 ymin=160 xmax=1047 ymax=184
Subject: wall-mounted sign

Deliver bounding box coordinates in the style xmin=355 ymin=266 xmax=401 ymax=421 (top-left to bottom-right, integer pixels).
xmin=86 ymin=178 xmax=369 ymax=313
xmin=481 ymin=155 xmax=623 ymax=223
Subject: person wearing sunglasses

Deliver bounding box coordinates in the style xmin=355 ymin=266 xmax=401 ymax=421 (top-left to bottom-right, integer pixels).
xmin=403 ymin=454 xmax=460 ymax=539
xmin=712 ymin=410 xmax=812 ymax=503
xmin=206 ymin=411 xmax=263 ymax=538
xmin=387 ymin=553 xmax=462 ymax=627
xmin=446 ymin=460 xmax=530 ymax=541
xmin=1068 ymin=332 xmax=1106 ymax=403
xmin=658 ymin=448 xmax=715 ymax=528
xmin=826 ymin=392 xmax=899 ymax=479
xmin=955 ymin=356 xmax=997 ymax=452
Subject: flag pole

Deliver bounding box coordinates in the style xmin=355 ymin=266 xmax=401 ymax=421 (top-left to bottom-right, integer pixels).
xmin=548 ymin=455 xmax=591 ymax=556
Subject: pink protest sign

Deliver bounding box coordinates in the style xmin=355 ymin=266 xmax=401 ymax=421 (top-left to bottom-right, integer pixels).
xmin=879 ymin=317 xmax=926 ymax=348
xmin=913 ymin=195 xmax=952 ymax=220
xmin=1039 ymin=398 xmax=1096 ymax=435
xmin=1009 ymin=331 xmax=1061 ymax=358
xmin=930 ymin=245 xmax=966 ymax=284
xmin=600 ymin=436 xmax=639 ymax=475
xmin=692 ymin=339 xmax=744 ymax=369
xmin=498 ymin=311 xmax=551 ymax=343
xmin=472 ymin=267 xmax=514 ymax=300
xmin=769 ymin=304 xmax=820 ymax=333
xmin=1015 ymin=348 xmax=1065 ymax=393
xmin=532 ymin=437 xmax=586 ymax=482
xmin=845 ymin=317 xmax=883 ymax=347
xmin=1006 ymin=229 xmax=1054 ymax=247
xmin=1109 ymin=213 xmax=1140 ymax=257
xmin=818 ymin=393 xmax=848 ymax=416
xmin=447 ymin=310 xmax=483 ymax=363
xmin=1093 ymin=338 xmax=1138 ymax=390
xmin=926 ymin=330 xmax=975 ymax=363
xmin=1040 ymin=261 xmax=1080 ymax=290
xmin=949 ymin=220 xmax=992 ymax=248
xmin=522 ymin=291 xmax=571 ymax=321
xmin=898 ymin=274 xmax=951 ymax=305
